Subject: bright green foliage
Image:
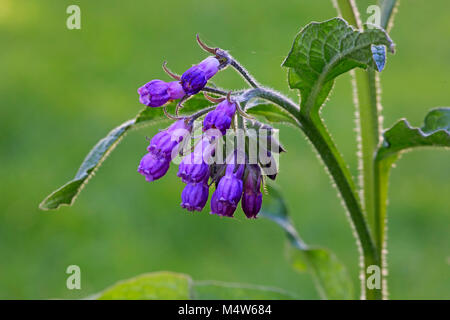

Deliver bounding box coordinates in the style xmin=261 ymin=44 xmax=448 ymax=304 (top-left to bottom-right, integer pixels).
xmin=283 ymin=17 xmax=394 ymax=113
xmin=374 ymin=107 xmax=450 ymax=262
xmin=92 ymin=271 xmax=296 ymax=300
xmin=377 ymin=107 xmax=450 ymax=161
xmin=260 ymin=183 xmax=354 ymax=300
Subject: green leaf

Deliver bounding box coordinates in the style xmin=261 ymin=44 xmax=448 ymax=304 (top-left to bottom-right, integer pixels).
xmin=193 ymin=281 xmax=297 ymax=300
xmin=260 ymin=183 xmax=354 ymax=300
xmin=377 ymin=107 xmax=450 ymax=161
xmin=95 ymin=272 xmax=192 ymax=300
xmin=246 ymin=100 xmax=299 ymax=127
xmin=283 ymin=17 xmax=394 ymax=113
xmin=89 ymin=271 xmax=296 ymax=300
xmin=39 ymin=96 xmax=212 ymax=211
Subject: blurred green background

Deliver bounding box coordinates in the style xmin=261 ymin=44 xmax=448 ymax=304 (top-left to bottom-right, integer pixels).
xmin=0 ymin=0 xmax=449 ymax=299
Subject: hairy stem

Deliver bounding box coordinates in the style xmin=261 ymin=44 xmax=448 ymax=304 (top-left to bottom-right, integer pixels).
xmin=334 ymin=0 xmax=383 ymax=299
xmin=372 ymin=0 xmax=400 ymax=299
xmin=300 ymin=113 xmax=381 ymax=300
xmin=229 ymin=58 xmax=260 ymax=88
xmin=202 ymin=86 xmax=228 ymax=96
xmin=332 ymin=0 xmax=362 ymax=28
xmin=333 ymin=0 xmax=399 ymax=299
xmin=381 ymin=0 xmax=400 ymax=32
xmin=353 ymin=69 xmax=381 ymax=249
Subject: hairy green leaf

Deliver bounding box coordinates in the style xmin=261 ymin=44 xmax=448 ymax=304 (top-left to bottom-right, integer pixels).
xmin=246 ymin=100 xmax=298 ymax=127
xmin=260 ymin=183 xmax=354 ymax=300
xmin=374 ymin=107 xmax=450 ymax=260
xmin=377 ymin=107 xmax=450 ymax=161
xmin=39 ymin=96 xmax=211 ymax=211
xmin=94 ymin=272 xmax=192 ymax=300
xmin=283 ymin=17 xmax=394 ymax=113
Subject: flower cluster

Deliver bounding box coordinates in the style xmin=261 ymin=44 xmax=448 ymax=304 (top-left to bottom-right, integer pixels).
xmin=136 ymin=37 xmax=283 ymax=219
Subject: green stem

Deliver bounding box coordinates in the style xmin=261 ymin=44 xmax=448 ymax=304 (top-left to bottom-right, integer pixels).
xmin=243 ymin=87 xmax=381 ymax=299
xmin=373 ymin=0 xmax=399 ymax=300
xmin=333 ymin=0 xmax=393 ymax=299
xmin=380 ymin=0 xmax=400 ymax=32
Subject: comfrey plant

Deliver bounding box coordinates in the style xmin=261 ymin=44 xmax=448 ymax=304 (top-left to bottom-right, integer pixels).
xmin=40 ymin=0 xmax=449 ymax=300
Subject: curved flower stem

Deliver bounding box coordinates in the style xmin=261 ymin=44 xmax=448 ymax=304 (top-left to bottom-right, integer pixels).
xmin=202 ymin=86 xmax=228 ymax=96
xmin=241 ymin=86 xmax=381 ymax=299
xmin=188 ymin=106 xmax=216 ymax=124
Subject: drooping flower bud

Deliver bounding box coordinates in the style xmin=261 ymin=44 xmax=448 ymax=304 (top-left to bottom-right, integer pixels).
xmin=203 ymin=99 xmax=237 ymax=135
xmin=260 ymin=150 xmax=278 ymax=180
xmin=148 ymin=119 xmax=192 ymax=159
xmin=177 ymin=137 xmax=215 ymax=183
xmin=138 ymin=80 xmax=185 ymax=107
xmin=210 ymin=175 xmax=243 ymax=217
xmin=138 ymin=152 xmax=171 ymax=182
xmin=180 ymin=178 xmax=209 ymax=212
xmin=241 ymin=165 xmax=263 ymax=218
xmin=181 ymin=57 xmax=220 ymax=95
xmin=210 ymin=156 xmax=244 ymax=217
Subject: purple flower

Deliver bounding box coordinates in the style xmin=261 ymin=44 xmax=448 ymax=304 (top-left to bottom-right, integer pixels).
xmin=148 ymin=119 xmax=192 ymax=160
xmin=181 ymin=57 xmax=220 ymax=95
xmin=138 ymin=152 xmax=171 ymax=182
xmin=166 ymin=81 xmax=185 ymax=100
xmin=177 ymin=137 xmax=215 ymax=183
xmin=241 ymin=165 xmax=263 ymax=218
xmin=138 ymin=80 xmax=185 ymax=107
xmin=181 ymin=179 xmax=209 ymax=212
xmin=203 ymin=100 xmax=237 ymax=135
xmin=210 ymin=159 xmax=244 ymax=217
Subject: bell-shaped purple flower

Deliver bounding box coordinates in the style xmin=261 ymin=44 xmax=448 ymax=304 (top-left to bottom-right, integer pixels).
xmin=138 ymin=152 xmax=171 ymax=182
xmin=148 ymin=119 xmax=192 ymax=160
xmin=180 ymin=179 xmax=209 ymax=212
xmin=181 ymin=57 xmax=220 ymax=95
xmin=138 ymin=80 xmax=185 ymax=107
xmin=210 ymin=159 xmax=244 ymax=217
xmin=177 ymin=137 xmax=215 ymax=183
xmin=241 ymin=165 xmax=263 ymax=218
xmin=203 ymin=100 xmax=237 ymax=135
